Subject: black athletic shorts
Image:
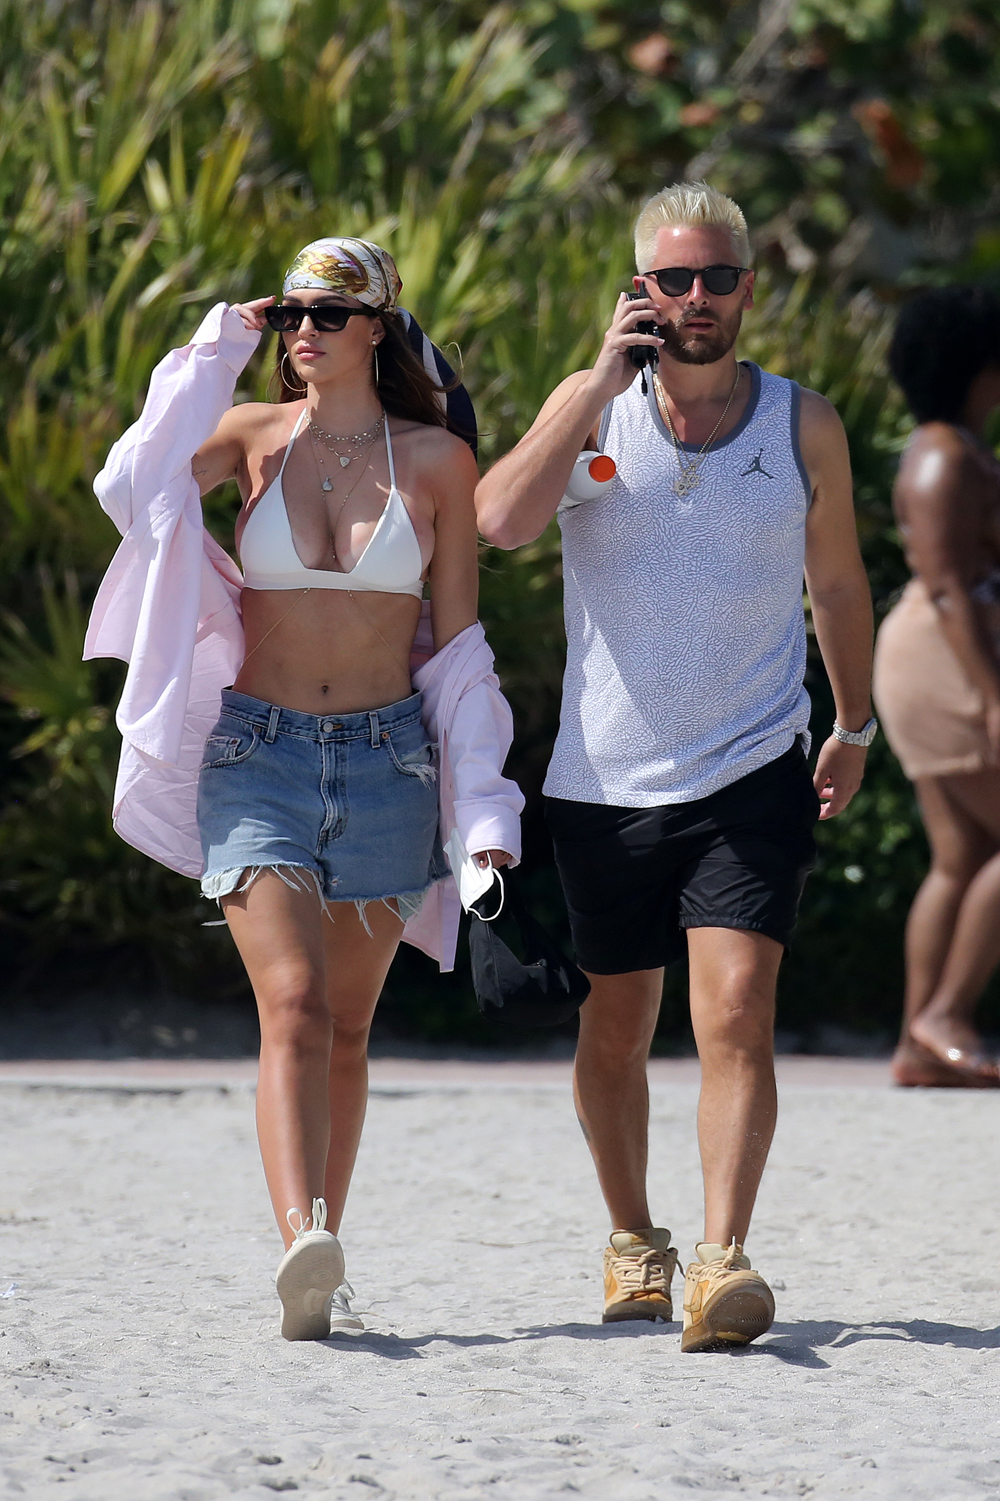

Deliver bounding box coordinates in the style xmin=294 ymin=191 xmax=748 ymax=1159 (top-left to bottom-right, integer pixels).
xmin=544 ymin=744 xmax=820 ymax=975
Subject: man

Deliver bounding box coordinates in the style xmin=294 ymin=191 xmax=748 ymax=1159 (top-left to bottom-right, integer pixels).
xmin=475 ymin=182 xmax=875 ymax=1352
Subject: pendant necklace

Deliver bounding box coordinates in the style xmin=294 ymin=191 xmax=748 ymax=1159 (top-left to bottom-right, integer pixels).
xmin=654 ymin=369 xmax=741 ymax=499
xmin=307 ymin=427 xmax=380 ymax=552
xmin=307 ymin=411 xmax=385 ymax=483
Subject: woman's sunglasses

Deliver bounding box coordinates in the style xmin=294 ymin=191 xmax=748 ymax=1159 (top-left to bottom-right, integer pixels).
xmin=264 ymin=304 xmax=377 ymax=333
xmin=643 ymin=265 xmax=748 ymax=298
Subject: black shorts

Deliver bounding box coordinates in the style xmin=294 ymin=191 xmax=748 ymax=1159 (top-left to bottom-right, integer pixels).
xmin=544 ymin=745 xmax=820 ymax=975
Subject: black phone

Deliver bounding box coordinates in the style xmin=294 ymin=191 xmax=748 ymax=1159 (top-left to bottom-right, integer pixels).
xmin=626 ymin=290 xmax=660 ymax=371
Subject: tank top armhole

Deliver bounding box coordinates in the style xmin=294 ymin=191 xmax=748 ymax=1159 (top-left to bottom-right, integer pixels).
xmin=788 ymin=381 xmax=813 ymax=510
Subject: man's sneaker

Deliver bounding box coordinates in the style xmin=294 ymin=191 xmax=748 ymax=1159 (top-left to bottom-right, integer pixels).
xmin=681 ymin=1240 xmax=775 ymax=1352
xmin=275 ymin=1198 xmax=346 ymax=1341
xmin=602 ymin=1228 xmax=678 ymax=1323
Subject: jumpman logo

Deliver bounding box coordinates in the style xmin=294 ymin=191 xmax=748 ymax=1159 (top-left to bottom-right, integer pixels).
xmin=741 ymin=448 xmax=774 ymax=479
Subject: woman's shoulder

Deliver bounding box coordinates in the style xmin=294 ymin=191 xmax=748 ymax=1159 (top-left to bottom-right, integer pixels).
xmin=391 ymin=417 xmax=478 ymax=469
xmin=898 ymin=423 xmax=981 ymax=492
xmin=218 ymin=399 xmax=302 ymax=443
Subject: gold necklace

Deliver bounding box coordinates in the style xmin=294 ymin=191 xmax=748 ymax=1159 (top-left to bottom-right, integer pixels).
xmin=654 ymin=368 xmax=741 ymax=499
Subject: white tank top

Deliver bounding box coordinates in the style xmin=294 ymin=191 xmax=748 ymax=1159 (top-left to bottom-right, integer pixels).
xmin=543 ymin=363 xmax=813 ymax=807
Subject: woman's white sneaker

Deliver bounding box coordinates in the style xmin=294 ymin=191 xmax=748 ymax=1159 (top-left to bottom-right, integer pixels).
xmin=328 ymin=1281 xmax=364 ymax=1331
xmin=275 ymin=1198 xmax=346 ymax=1341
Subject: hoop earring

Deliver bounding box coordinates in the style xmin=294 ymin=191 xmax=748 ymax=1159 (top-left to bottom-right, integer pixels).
xmin=373 ymin=343 xmax=381 ymax=390
xmin=280 ymin=351 xmax=307 ymax=394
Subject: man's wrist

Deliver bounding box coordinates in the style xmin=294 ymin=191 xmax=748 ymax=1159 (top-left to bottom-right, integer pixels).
xmin=832 ymin=716 xmax=878 ymax=748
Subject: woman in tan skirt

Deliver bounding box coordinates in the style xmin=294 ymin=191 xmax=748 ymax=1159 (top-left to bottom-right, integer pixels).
xmin=874 ymin=286 xmax=1000 ymax=1086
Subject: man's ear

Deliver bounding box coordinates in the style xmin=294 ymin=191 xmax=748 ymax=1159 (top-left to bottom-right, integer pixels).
xmin=743 ymin=270 xmax=755 ymax=310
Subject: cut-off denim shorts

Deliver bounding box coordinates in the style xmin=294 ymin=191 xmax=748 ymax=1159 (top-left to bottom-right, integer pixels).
xmin=197 ymin=688 xmax=447 ymax=924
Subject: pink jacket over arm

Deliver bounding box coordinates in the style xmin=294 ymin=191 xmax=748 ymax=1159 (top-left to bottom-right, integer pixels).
xmin=84 ymin=303 xmax=522 ymax=970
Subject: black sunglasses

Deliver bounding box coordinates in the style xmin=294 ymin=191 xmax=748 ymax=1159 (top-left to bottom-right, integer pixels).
xmin=643 ymin=265 xmax=748 ymax=298
xmin=265 ymin=304 xmax=378 ymax=333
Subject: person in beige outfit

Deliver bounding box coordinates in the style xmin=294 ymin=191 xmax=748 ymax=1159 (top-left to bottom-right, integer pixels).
xmin=875 ymin=286 xmax=1000 ymax=1087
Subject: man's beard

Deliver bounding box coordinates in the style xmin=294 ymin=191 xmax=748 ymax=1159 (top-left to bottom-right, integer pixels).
xmin=658 ymin=308 xmax=743 ymax=366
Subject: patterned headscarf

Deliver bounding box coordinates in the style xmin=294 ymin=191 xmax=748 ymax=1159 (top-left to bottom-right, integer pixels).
xmin=280 ymin=236 xmax=477 ymax=455
xmin=282 ymin=237 xmax=402 ymax=311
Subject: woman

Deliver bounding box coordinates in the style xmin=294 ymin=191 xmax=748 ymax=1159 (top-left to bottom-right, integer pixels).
xmin=86 ymin=238 xmax=522 ymax=1336
xmin=874 ymin=285 xmax=1000 ymax=1088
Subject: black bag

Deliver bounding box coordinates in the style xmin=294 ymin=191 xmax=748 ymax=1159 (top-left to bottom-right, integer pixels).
xmin=468 ymin=872 xmax=590 ymax=1027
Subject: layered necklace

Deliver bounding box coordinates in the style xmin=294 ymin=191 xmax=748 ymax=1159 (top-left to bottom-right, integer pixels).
xmin=307 ymin=412 xmax=385 ymax=482
xmin=653 ymin=368 xmax=741 ymax=499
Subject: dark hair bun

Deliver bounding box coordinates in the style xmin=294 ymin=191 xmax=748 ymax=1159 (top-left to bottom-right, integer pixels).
xmin=889 ymin=285 xmax=1000 ymax=424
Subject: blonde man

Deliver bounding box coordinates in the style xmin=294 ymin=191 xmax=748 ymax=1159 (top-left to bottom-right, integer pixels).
xmin=476 ymin=182 xmax=874 ymax=1350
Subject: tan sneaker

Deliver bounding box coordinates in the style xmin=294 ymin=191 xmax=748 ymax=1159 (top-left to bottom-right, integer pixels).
xmin=681 ymin=1240 xmax=775 ymax=1352
xmin=602 ymin=1228 xmax=678 ymax=1323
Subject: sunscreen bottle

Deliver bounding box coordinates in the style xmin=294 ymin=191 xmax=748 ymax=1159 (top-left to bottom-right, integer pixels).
xmin=558 ymin=451 xmax=617 ymax=512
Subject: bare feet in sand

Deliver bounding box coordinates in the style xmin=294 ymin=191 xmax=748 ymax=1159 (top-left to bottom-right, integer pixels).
xmin=894 ymin=1019 xmax=998 ymax=1088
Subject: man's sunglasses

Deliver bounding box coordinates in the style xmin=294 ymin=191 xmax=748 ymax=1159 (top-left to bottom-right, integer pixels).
xmin=643 ymin=265 xmax=748 ymax=298
xmin=264 ymin=304 xmax=377 ymax=333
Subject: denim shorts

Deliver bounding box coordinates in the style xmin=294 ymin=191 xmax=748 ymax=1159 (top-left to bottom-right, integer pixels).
xmin=197 ymin=688 xmax=447 ymax=921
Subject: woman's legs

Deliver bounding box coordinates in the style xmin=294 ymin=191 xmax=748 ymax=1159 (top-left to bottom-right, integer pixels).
xmin=222 ymin=873 xmax=402 ymax=1249
xmin=321 ymin=899 xmax=403 ymax=1233
xmin=895 ymin=772 xmax=1000 ymax=1083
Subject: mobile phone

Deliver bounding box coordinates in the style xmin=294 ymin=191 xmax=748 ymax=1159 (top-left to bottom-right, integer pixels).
xmin=626 ymin=290 xmax=660 ymax=371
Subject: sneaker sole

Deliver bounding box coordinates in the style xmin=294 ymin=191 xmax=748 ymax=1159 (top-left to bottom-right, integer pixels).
xmin=276 ymin=1235 xmax=346 ymax=1342
xmin=602 ymin=1300 xmax=674 ymax=1324
xmin=681 ymin=1285 xmax=775 ymax=1353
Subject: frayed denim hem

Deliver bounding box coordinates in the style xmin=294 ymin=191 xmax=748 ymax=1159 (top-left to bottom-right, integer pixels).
xmin=201 ymin=863 xmax=431 ymax=935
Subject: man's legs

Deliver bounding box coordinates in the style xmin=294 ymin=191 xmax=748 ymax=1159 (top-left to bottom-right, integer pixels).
xmin=686 ymin=927 xmax=783 ymax=1246
xmin=573 ymin=967 xmax=664 ymax=1231
xmin=573 ymin=928 xmax=782 ymax=1245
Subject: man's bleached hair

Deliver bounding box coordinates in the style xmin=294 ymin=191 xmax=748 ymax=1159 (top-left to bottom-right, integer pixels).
xmin=634 ymin=182 xmax=751 ymax=272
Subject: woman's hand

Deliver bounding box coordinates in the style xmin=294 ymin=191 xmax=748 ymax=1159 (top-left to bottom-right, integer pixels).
xmin=475 ymin=850 xmax=513 ymax=869
xmin=231 ymin=296 xmax=275 ymax=333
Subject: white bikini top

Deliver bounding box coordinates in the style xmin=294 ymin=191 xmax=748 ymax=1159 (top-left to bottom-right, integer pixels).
xmin=239 ymin=409 xmax=425 ymax=597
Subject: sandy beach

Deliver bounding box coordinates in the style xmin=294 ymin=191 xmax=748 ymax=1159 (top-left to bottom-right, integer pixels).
xmin=1 ymin=1057 xmax=998 ymax=1499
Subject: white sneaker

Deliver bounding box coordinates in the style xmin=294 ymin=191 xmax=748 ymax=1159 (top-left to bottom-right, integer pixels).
xmin=275 ymin=1198 xmax=346 ymax=1341
xmin=328 ymin=1281 xmax=364 ymax=1331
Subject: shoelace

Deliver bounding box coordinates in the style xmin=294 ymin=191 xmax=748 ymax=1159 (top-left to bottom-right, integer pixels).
xmin=286 ymin=1197 xmax=329 ymax=1239
xmin=331 ymin=1283 xmax=356 ymax=1314
xmin=610 ymin=1246 xmax=678 ymax=1294
xmin=692 ymin=1241 xmax=750 ymax=1292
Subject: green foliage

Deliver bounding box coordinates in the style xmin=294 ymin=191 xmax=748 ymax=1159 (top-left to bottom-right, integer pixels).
xmin=0 ymin=0 xmax=993 ymax=1036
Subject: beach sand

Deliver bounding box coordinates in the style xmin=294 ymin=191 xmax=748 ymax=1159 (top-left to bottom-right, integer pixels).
xmin=0 ymin=1058 xmax=998 ymax=1499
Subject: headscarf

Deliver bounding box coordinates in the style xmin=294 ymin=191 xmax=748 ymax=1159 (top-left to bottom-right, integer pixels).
xmin=280 ymin=237 xmax=477 ymax=454
xmin=282 ymin=237 xmax=402 ymax=310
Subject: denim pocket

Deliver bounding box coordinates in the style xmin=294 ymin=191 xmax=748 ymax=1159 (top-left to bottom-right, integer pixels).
xmin=385 ymin=733 xmax=437 ymax=784
xmin=199 ymin=721 xmax=261 ymax=771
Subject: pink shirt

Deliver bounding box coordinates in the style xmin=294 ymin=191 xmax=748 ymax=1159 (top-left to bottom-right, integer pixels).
xmin=84 ymin=303 xmax=522 ymax=970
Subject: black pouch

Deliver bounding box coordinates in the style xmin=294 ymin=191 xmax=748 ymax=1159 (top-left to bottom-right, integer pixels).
xmin=468 ymin=873 xmax=590 ymax=1027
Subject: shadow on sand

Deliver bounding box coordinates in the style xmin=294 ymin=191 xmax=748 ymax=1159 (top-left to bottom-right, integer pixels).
xmin=321 ymin=1317 xmax=1000 ymax=1367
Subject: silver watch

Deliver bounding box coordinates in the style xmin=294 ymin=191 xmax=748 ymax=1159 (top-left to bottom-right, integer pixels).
xmin=832 ymin=716 xmax=878 ymax=747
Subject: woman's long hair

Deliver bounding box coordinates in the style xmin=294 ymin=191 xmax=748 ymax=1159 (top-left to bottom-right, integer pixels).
xmin=270 ymin=310 xmax=457 ymax=430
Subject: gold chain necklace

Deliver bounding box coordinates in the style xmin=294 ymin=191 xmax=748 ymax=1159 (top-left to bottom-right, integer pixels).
xmin=654 ymin=368 xmax=741 ymax=499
